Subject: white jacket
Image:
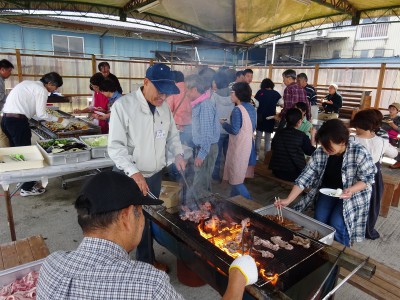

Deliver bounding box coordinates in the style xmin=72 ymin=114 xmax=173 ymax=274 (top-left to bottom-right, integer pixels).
xmin=108 ymin=88 xmax=183 ymax=178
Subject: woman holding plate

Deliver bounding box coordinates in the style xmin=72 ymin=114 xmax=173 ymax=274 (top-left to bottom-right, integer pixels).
xmin=275 ymin=119 xmax=376 ymax=246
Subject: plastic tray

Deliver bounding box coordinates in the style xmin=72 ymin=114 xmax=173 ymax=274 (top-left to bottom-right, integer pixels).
xmin=254 ymin=204 xmax=335 ymax=245
xmin=0 ymin=259 xmax=44 ymax=288
xmin=80 ymin=134 xmax=109 ymax=159
xmin=37 ymin=138 xmax=91 ymax=166
xmin=0 ymin=146 xmax=44 ymax=173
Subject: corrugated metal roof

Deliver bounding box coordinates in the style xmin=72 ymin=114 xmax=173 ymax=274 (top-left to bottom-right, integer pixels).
xmin=0 ymin=0 xmax=399 ymax=44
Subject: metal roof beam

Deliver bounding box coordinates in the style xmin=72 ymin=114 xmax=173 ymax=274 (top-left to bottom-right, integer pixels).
xmin=312 ymin=0 xmax=357 ymax=15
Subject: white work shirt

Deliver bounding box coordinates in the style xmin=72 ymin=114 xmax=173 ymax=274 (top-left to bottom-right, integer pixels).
xmin=2 ymin=80 xmax=58 ymax=121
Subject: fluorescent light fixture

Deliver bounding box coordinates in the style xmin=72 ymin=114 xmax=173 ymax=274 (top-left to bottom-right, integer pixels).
xmin=294 ymin=0 xmax=311 ymax=5
xmin=136 ymin=0 xmax=161 ymax=13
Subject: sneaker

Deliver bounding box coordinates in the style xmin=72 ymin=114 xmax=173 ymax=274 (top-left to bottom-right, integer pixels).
xmin=20 ymin=187 xmax=46 ymax=197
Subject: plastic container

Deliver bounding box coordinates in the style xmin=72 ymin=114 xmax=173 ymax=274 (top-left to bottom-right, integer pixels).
xmin=0 ymin=146 xmax=44 ymax=172
xmin=80 ymin=134 xmax=109 ymax=159
xmin=37 ymin=138 xmax=91 ymax=165
xmin=0 ymin=259 xmax=44 ymax=288
xmin=254 ymin=204 xmax=336 ymax=245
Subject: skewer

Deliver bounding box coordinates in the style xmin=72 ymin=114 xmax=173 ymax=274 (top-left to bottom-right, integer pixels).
xmin=249 ymin=230 xmax=255 ymax=257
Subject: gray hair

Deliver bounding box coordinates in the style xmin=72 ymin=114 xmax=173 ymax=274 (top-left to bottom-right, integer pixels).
xmin=185 ymin=74 xmax=209 ymax=94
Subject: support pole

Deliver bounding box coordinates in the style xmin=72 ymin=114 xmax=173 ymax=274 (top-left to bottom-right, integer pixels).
xmin=264 ymin=47 xmax=268 ymax=66
xmin=271 ymin=41 xmax=276 ymax=65
xmin=313 ymin=63 xmax=320 ymax=88
xmin=301 ymin=42 xmax=306 ymax=66
xmin=374 ymin=63 xmax=386 ymax=108
xmin=91 ymin=54 xmax=97 ymax=75
xmin=15 ymin=49 xmax=23 ymax=83
xmin=5 ymin=190 xmax=16 ymax=241
xmin=170 ymin=42 xmax=174 ymax=68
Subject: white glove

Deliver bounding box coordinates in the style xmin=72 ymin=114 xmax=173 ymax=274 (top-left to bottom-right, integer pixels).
xmin=61 ymin=118 xmax=71 ymax=127
xmin=229 ymin=255 xmax=258 ymax=285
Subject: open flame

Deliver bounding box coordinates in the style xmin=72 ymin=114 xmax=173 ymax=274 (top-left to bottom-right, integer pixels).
xmin=197 ymin=219 xmax=279 ymax=285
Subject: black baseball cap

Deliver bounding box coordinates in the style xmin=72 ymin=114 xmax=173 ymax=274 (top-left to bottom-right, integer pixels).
xmin=145 ymin=63 xmax=179 ymax=95
xmin=76 ymin=171 xmax=163 ymax=214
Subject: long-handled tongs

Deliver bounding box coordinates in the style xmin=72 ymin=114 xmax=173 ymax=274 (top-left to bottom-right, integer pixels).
xmin=179 ymin=169 xmax=201 ymax=210
xmin=275 ymin=197 xmax=283 ymax=222
xmin=321 ymin=257 xmax=368 ymax=300
xmin=310 ymin=246 xmax=346 ymax=300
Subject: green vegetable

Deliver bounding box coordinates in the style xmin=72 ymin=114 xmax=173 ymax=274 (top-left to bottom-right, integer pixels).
xmin=9 ymin=154 xmax=25 ymax=161
xmin=84 ymin=136 xmax=108 ymax=147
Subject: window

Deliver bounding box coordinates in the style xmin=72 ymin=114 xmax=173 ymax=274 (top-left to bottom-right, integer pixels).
xmin=360 ymin=50 xmax=369 ymax=58
xmin=332 ymin=50 xmax=341 ymax=58
xmin=332 ymin=20 xmax=352 ymax=30
xmin=358 ymin=17 xmax=389 ymax=39
xmin=52 ymin=35 xmax=84 ymax=57
xmin=374 ymin=48 xmax=385 ymax=57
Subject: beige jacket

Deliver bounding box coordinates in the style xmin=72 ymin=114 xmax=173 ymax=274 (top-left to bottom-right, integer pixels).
xmin=108 ymin=88 xmax=183 ymax=177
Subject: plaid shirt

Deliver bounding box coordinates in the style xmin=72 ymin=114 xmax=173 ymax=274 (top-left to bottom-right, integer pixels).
xmin=37 ymin=237 xmax=184 ymax=300
xmin=293 ymin=142 xmax=376 ymax=244
xmin=282 ymin=82 xmax=309 ymax=120
xmin=192 ymin=95 xmax=220 ymax=160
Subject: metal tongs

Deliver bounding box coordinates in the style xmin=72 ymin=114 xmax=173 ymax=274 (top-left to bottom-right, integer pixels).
xmin=179 ymin=169 xmax=201 ymax=210
xmin=275 ymin=197 xmax=283 ymax=223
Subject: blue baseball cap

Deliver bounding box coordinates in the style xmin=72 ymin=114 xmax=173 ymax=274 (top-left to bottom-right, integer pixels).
xmin=146 ymin=63 xmax=179 ymax=95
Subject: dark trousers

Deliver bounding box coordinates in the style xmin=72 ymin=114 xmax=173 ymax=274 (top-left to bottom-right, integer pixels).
xmin=1 ymin=117 xmax=35 ymax=190
xmin=113 ymin=167 xmax=162 ymax=264
xmin=365 ymin=163 xmax=383 ymax=240
xmin=212 ymin=134 xmax=229 ymax=181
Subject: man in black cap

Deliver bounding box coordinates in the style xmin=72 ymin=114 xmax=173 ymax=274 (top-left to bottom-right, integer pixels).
xmin=37 ymin=172 xmax=258 ymax=300
xmin=108 ymin=63 xmax=186 ymax=271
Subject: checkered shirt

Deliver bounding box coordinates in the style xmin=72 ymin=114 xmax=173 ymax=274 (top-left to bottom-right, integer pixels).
xmin=37 ymin=237 xmax=184 ymax=300
xmin=281 ymin=82 xmax=309 ymax=120
xmin=293 ymin=141 xmax=376 ymax=244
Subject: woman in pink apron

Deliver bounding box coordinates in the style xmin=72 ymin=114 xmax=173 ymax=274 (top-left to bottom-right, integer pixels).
xmin=221 ymin=82 xmax=257 ymax=199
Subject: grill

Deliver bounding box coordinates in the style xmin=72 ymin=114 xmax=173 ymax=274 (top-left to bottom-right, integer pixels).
xmin=146 ymin=194 xmax=330 ymax=295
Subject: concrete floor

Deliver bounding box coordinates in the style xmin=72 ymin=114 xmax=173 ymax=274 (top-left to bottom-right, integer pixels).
xmin=1 ymin=171 xmax=399 ymax=299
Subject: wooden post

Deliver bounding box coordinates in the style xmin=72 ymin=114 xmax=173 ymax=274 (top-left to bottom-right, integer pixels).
xmin=91 ymin=54 xmax=97 ymax=75
xmin=374 ymin=63 xmax=386 ymax=108
xmin=268 ymin=64 xmax=273 ymax=80
xmin=313 ymin=63 xmax=320 ymax=88
xmin=15 ymin=49 xmax=23 ymax=83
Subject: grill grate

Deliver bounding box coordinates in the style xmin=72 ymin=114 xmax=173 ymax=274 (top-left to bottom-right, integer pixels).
xmin=155 ymin=197 xmax=326 ymax=290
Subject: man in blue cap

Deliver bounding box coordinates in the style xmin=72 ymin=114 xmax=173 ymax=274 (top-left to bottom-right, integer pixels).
xmin=108 ymin=63 xmax=186 ymax=272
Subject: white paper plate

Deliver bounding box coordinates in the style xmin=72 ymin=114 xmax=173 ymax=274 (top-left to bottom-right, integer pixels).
xmin=319 ymin=188 xmax=342 ymax=197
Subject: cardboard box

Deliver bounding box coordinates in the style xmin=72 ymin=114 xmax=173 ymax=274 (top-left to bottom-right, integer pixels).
xmin=160 ymin=181 xmax=181 ymax=208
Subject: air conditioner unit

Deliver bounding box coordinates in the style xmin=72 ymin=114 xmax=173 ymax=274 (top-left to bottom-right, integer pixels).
xmin=316 ymin=30 xmax=327 ymax=37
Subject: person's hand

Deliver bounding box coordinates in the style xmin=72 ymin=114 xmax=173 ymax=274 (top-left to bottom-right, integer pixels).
xmin=310 ymin=127 xmax=317 ymax=136
xmin=73 ymin=108 xmax=81 ymax=114
xmin=92 ymin=114 xmax=100 ymax=120
xmin=175 ymin=154 xmax=186 ymax=172
xmin=229 ymin=255 xmax=258 ymax=286
xmin=60 ymin=118 xmax=71 ymax=127
xmin=95 ymin=107 xmax=106 ymax=113
xmin=339 ymin=188 xmax=353 ymax=200
xmin=274 ymin=114 xmax=281 ymax=121
xmin=131 ymin=172 xmax=149 ymax=196
xmin=274 ymin=197 xmax=291 ymax=207
xmin=194 ymin=157 xmax=204 ymax=167
xmin=388 ymin=121 xmax=397 ymax=128
xmin=220 ymin=119 xmax=226 ymax=125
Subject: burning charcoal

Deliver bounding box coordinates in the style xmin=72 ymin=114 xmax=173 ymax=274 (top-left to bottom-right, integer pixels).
xmin=204 ymin=215 xmax=220 ymax=232
xmin=271 ymin=236 xmax=294 ymax=250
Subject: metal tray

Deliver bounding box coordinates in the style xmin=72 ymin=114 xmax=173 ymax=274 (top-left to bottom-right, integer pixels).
xmin=37 ymin=138 xmax=91 ymax=165
xmin=39 ymin=115 xmax=101 ymax=138
xmin=80 ymin=134 xmax=109 ymax=159
xmin=0 ymin=259 xmax=44 ymax=288
xmin=254 ymin=204 xmax=335 ymax=245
